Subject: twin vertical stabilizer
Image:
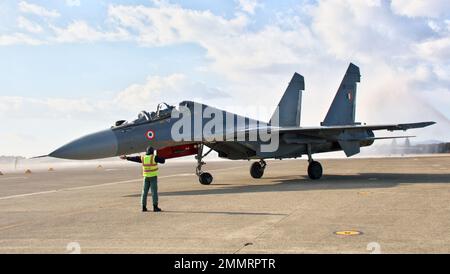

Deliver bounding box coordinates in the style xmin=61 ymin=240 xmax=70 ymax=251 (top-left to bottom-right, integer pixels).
xmin=322 ymin=63 xmax=361 ymax=126
xmin=270 ymin=73 xmax=304 ymax=127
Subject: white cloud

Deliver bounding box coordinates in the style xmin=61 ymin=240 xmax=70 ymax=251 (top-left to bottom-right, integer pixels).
xmin=17 ymin=16 xmax=43 ymax=33
xmin=415 ymin=37 xmax=450 ymax=61
xmin=237 ymin=0 xmax=261 ymax=14
xmin=50 ymin=20 xmax=130 ymax=43
xmin=0 ymin=32 xmax=43 ymax=45
xmin=107 ymin=4 xmax=248 ymax=47
xmin=107 ymin=4 xmax=313 ymax=81
xmin=0 ymin=74 xmax=228 ymax=122
xmin=115 ymin=74 xmax=229 ymax=110
xmin=391 ymin=0 xmax=450 ymax=18
xmin=18 ymin=1 xmax=60 ymax=18
xmin=0 ymin=96 xmax=97 ymax=119
xmin=428 ymin=20 xmax=441 ymax=33
xmin=311 ymin=0 xmax=419 ymax=61
xmin=66 ymin=0 xmax=81 ymax=7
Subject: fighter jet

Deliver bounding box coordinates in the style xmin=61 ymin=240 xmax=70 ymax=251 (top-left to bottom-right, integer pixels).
xmin=47 ymin=63 xmax=435 ymax=184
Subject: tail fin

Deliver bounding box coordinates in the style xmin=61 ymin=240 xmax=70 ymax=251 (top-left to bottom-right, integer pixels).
xmin=270 ymin=72 xmax=304 ymax=127
xmin=322 ymin=63 xmax=361 ymax=126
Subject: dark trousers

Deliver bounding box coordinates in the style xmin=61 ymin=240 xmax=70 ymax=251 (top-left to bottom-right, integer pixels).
xmin=141 ymin=176 xmax=158 ymax=207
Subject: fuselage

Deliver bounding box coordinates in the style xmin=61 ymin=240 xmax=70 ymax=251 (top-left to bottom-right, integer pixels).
xmin=49 ymin=101 xmax=374 ymax=160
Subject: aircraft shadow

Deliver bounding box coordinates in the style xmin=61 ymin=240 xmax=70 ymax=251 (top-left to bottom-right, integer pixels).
xmin=123 ymin=173 xmax=450 ymax=198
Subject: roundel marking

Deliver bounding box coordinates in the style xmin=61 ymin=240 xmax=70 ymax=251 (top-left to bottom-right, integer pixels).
xmin=145 ymin=130 xmax=155 ymax=140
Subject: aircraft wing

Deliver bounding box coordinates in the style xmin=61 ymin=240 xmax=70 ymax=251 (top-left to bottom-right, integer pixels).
xmin=205 ymin=121 xmax=435 ymax=142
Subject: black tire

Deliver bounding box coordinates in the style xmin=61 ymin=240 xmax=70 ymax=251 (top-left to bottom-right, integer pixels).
xmin=307 ymin=161 xmax=323 ymax=180
xmin=250 ymin=162 xmax=265 ymax=179
xmin=199 ymin=172 xmax=213 ymax=185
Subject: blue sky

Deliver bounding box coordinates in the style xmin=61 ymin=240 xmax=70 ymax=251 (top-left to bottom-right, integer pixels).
xmin=1 ymin=0 xmax=449 ymax=157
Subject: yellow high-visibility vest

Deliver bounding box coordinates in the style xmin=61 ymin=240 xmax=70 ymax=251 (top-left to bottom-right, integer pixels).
xmin=141 ymin=155 xmax=158 ymax=177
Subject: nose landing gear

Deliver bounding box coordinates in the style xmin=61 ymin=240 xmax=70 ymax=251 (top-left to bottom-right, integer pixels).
xmin=198 ymin=172 xmax=213 ymax=185
xmin=196 ymin=144 xmax=213 ymax=185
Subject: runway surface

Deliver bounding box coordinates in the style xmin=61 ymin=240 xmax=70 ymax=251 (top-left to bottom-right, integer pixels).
xmin=0 ymin=156 xmax=449 ymax=253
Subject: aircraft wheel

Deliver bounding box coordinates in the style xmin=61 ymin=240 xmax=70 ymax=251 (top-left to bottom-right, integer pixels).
xmin=199 ymin=172 xmax=213 ymax=185
xmin=307 ymin=161 xmax=323 ymax=180
xmin=250 ymin=162 xmax=265 ymax=179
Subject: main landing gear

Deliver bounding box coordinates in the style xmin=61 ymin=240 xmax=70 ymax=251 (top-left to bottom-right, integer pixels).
xmin=307 ymin=144 xmax=323 ymax=180
xmin=196 ymin=144 xmax=214 ymax=185
xmin=250 ymin=160 xmax=266 ymax=179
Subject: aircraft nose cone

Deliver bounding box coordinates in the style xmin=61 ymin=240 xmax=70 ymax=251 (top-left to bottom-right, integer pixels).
xmin=50 ymin=129 xmax=118 ymax=160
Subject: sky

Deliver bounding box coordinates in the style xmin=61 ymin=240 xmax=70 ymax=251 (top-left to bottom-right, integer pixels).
xmin=0 ymin=0 xmax=449 ymax=157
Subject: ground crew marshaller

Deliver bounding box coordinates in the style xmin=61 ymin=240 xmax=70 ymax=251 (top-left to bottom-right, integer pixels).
xmin=121 ymin=146 xmax=165 ymax=212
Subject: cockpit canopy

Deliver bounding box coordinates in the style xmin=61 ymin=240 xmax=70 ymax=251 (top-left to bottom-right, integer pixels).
xmin=113 ymin=102 xmax=175 ymax=128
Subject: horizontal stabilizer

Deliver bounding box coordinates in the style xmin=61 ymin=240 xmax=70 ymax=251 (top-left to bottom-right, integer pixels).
xmin=385 ymin=122 xmax=435 ymax=131
xmin=338 ymin=140 xmax=360 ymax=157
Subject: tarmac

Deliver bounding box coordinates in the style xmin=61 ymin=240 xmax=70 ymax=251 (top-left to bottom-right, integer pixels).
xmin=0 ymin=155 xmax=449 ymax=254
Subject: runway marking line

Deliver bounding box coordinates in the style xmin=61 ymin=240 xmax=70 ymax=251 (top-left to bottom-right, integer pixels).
xmin=0 ymin=176 xmax=28 ymax=181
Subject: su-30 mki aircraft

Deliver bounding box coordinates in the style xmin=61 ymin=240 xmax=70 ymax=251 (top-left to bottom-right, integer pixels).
xmin=45 ymin=63 xmax=435 ymax=184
